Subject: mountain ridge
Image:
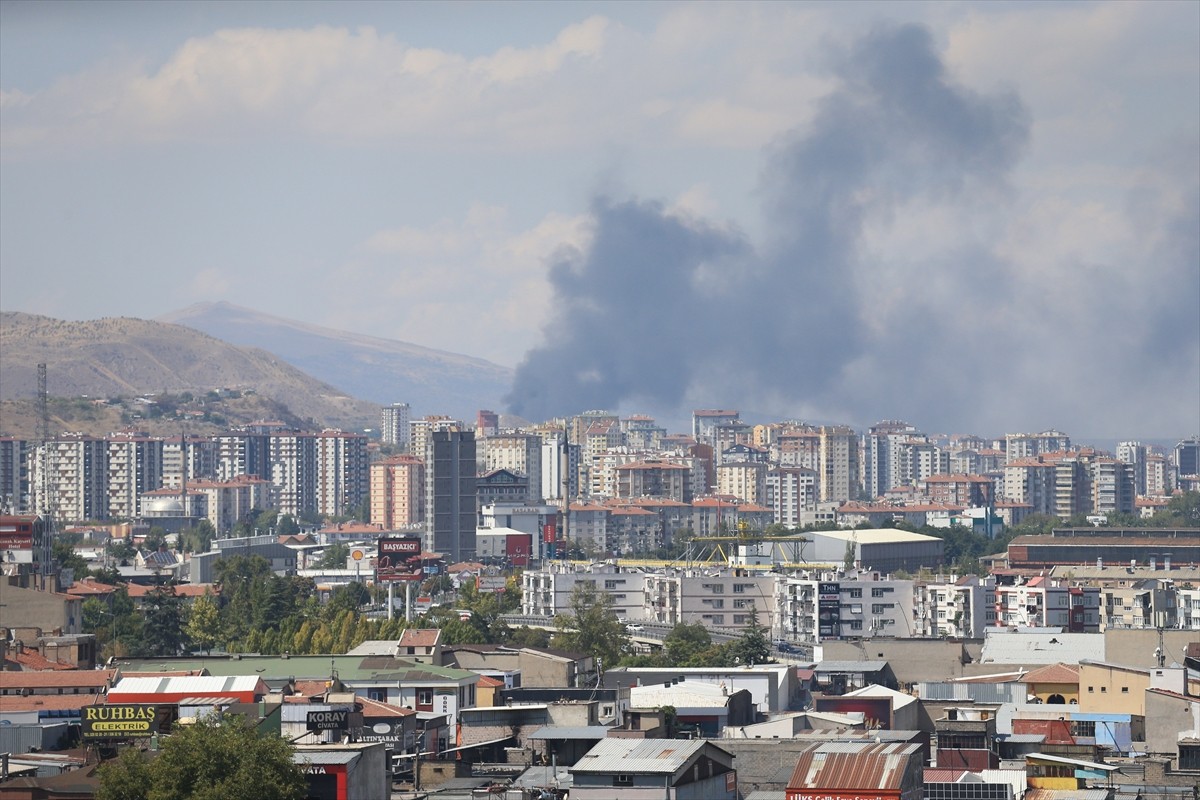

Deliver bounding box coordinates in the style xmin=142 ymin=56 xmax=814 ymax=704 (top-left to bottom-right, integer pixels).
xmin=0 ymin=311 xmax=378 ymax=432
xmin=156 ymin=301 xmax=514 ymax=418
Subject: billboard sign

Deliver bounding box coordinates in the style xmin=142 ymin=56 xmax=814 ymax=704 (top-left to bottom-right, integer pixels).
xmin=307 ymin=709 xmax=350 ymax=732
xmin=476 ymin=575 xmax=508 ymax=593
xmin=818 ymin=582 xmax=841 ymax=639
xmin=377 ymin=536 xmax=422 ymax=582
xmin=81 ymin=704 xmax=167 ymax=740
xmin=0 ymin=530 xmax=33 ymax=550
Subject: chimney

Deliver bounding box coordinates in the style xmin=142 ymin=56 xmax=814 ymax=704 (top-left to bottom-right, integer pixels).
xmin=1096 ymin=557 xmax=1103 ymax=569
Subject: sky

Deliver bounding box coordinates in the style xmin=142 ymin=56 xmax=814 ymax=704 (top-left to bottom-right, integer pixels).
xmin=1 ymin=1 xmax=1197 ymax=438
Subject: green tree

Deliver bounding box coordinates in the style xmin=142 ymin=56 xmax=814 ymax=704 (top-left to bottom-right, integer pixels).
xmin=185 ymin=594 xmax=221 ymax=655
xmin=52 ymin=534 xmax=89 ymax=576
xmin=505 ymin=626 xmax=551 ymax=649
xmin=663 ymin=622 xmax=713 ymax=666
xmin=142 ymin=527 xmax=168 ymax=553
xmin=139 ymin=585 xmax=187 ymax=657
xmin=553 ymin=583 xmax=629 ymax=671
xmin=1165 ymin=491 xmax=1200 ymax=525
xmin=726 ymin=605 xmax=772 ymax=667
xmin=276 ymin=515 xmax=301 ymax=537
xmin=316 ymin=542 xmax=350 ymax=569
xmin=96 ymin=714 xmax=306 ymax=800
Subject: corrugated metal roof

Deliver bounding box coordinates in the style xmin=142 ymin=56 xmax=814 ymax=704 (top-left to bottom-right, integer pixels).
xmin=1024 ymin=790 xmax=1110 ymax=800
xmin=918 ymin=681 xmax=1026 ymax=704
xmin=528 ymin=725 xmax=610 ymax=740
xmin=292 ymin=751 xmax=360 ymax=766
xmin=815 ymin=661 xmax=889 ymax=673
xmin=570 ymin=738 xmax=711 ymax=775
xmin=788 ymin=742 xmax=920 ymax=791
xmin=1025 ymin=753 xmax=1119 ymax=772
xmin=110 ymin=675 xmax=262 ymax=695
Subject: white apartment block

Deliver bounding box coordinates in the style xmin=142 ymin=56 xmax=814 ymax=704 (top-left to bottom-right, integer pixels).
xmin=380 ymin=403 xmax=412 ymax=450
xmin=539 ymin=431 xmax=581 ymax=501
xmin=105 ymin=434 xmax=163 ymax=521
xmin=644 ymin=569 xmax=777 ymax=632
xmin=161 ymin=437 xmax=217 ymax=488
xmin=1005 ymin=430 xmax=1071 ymax=463
xmin=766 ymin=468 xmax=818 ymax=527
xmin=314 ymin=430 xmax=368 ymax=518
xmin=268 ymin=433 xmax=315 ymax=517
xmin=692 ymin=410 xmax=740 ymax=448
xmin=1003 ymin=459 xmax=1057 ymax=517
xmin=776 ymin=571 xmax=916 ymax=642
xmin=521 ymin=562 xmax=648 ymax=622
xmin=993 ymin=577 xmax=1101 ymax=631
xmin=32 ymin=436 xmax=107 ymax=523
xmin=912 ymin=575 xmax=996 ymax=638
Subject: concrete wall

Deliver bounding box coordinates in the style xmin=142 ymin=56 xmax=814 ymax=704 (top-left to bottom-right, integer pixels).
xmin=1104 ymin=628 xmax=1198 ymax=669
xmin=821 ymin=639 xmax=983 ymax=686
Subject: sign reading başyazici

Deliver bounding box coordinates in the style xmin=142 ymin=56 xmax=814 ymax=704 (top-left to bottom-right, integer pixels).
xmin=376 ymin=536 xmax=422 ymax=582
xmin=81 ymin=704 xmax=166 ymax=739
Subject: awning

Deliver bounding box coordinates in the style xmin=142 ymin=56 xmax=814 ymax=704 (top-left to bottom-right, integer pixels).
xmin=438 ymin=735 xmax=514 ymax=755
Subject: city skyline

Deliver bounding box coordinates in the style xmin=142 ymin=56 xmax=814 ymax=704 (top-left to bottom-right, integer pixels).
xmin=1 ymin=1 xmax=1197 ymax=437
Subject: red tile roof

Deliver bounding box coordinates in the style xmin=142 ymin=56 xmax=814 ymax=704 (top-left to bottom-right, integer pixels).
xmin=4 ymin=651 xmax=76 ymax=671
xmin=0 ymin=693 xmax=105 ymax=712
xmin=1022 ymin=663 xmax=1080 ymax=685
xmin=398 ymin=629 xmax=442 ymax=649
xmin=0 ymin=670 xmax=116 ymax=690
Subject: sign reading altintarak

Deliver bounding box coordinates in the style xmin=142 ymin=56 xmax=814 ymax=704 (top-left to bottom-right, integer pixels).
xmin=81 ymin=704 xmax=165 ymax=739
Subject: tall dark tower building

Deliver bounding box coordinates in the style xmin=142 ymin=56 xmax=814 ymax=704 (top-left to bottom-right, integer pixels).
xmin=425 ymin=430 xmax=477 ymax=563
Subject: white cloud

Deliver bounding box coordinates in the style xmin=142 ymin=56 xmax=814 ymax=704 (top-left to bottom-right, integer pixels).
xmin=323 ymin=206 xmax=590 ymax=365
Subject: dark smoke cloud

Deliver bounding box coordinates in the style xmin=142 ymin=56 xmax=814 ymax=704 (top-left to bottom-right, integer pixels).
xmin=508 ymin=22 xmax=1195 ymax=435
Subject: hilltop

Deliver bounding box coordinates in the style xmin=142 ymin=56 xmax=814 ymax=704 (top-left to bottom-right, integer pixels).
xmin=0 ymin=312 xmax=378 ymax=434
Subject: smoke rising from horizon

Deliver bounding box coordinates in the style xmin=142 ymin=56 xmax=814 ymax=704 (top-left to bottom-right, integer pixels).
xmin=506 ymin=23 xmax=1199 ymax=436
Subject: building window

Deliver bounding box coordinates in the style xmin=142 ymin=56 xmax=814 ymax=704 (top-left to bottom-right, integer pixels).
xmin=1071 ymin=720 xmax=1096 ymax=738
xmin=1121 ymin=687 xmax=1129 ymax=693
xmin=613 ymin=775 xmax=633 ymax=786
xmin=418 ymin=689 xmax=433 ymax=705
xmin=849 ymin=589 xmax=862 ymax=598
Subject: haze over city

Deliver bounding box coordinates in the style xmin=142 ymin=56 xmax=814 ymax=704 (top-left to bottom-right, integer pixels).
xmin=1 ymin=1 xmax=1197 ymax=437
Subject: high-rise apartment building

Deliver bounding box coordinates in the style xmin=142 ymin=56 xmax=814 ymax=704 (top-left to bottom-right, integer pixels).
xmin=105 ymin=433 xmax=163 ymax=521
xmin=480 ymin=433 xmax=542 ymax=504
xmin=819 ymin=425 xmax=859 ymax=502
xmin=33 ymin=435 xmax=107 ymax=523
xmin=0 ymin=437 xmax=30 ymax=513
xmin=861 ymin=420 xmax=920 ymax=498
xmin=1176 ymin=437 xmax=1200 ymax=479
xmin=370 ymin=455 xmax=425 ymax=530
xmin=314 ymin=430 xmax=368 ymax=518
xmin=766 ymin=467 xmax=818 ymax=526
xmin=692 ymin=410 xmax=740 ymax=449
xmin=1005 ymin=430 xmax=1071 ymax=463
xmin=380 ymin=403 xmax=411 ymax=450
xmin=716 ymin=461 xmax=767 ymax=505
xmin=425 ymin=430 xmax=477 ymax=563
